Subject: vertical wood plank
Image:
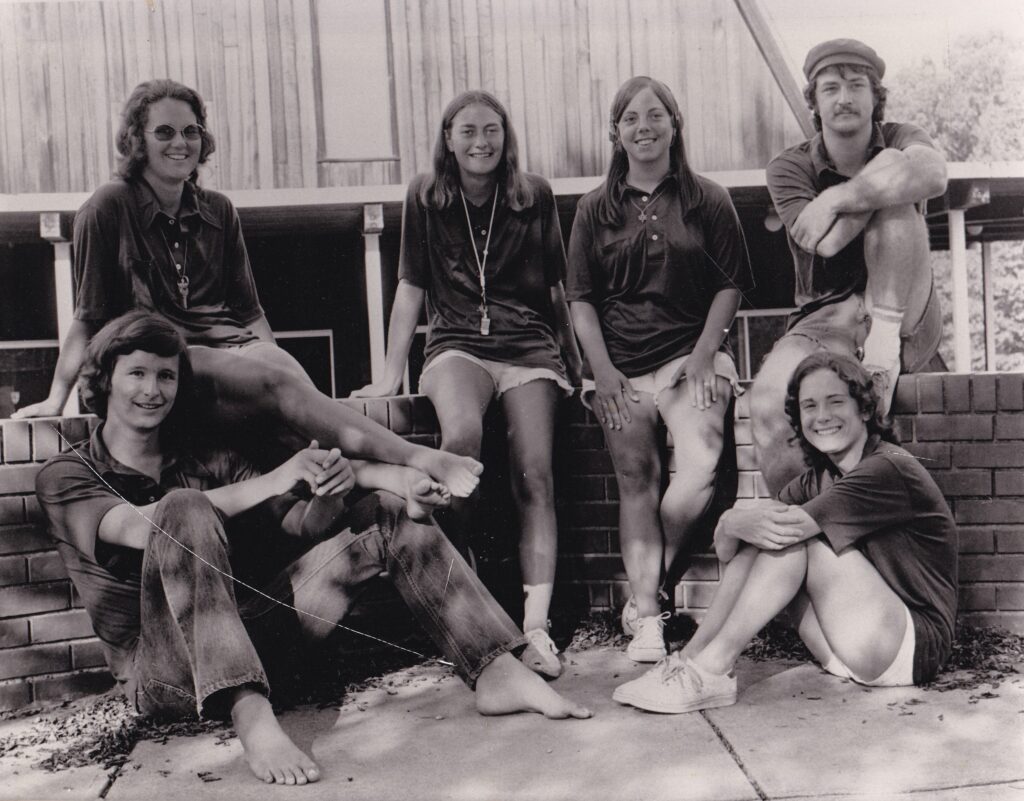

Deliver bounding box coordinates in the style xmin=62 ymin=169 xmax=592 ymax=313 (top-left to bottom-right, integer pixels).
xmin=388 ymin=0 xmax=416 ymax=183
xmin=248 ymin=0 xmax=276 ymax=188
xmin=461 ymin=0 xmax=481 ymax=89
xmin=503 ymin=0 xmax=528 ymax=170
xmin=404 ymin=0 xmax=431 ymax=176
xmin=291 ymin=0 xmax=318 ymax=187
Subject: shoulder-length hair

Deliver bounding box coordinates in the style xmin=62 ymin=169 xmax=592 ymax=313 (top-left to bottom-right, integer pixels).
xmin=79 ymin=311 xmax=195 ymax=449
xmin=114 ymin=79 xmax=216 ymax=182
xmin=783 ymin=351 xmax=898 ymax=470
xmin=597 ymin=76 xmax=703 ymax=228
xmin=420 ymin=90 xmax=535 ymax=212
xmin=803 ymin=64 xmax=888 ymax=133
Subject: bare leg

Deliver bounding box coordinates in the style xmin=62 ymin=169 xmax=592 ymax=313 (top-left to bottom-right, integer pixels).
xmin=678 ymin=544 xmax=759 ymax=660
xmin=420 ymin=357 xmax=495 ymax=552
xmin=603 ymin=394 xmax=664 ymax=618
xmin=231 ymin=688 xmax=320 ymax=785
xmin=657 ymin=377 xmax=732 ymax=574
xmin=475 ymin=652 xmax=591 ymax=719
xmin=749 ymin=337 xmax=818 ymax=496
xmin=502 ymin=379 xmax=561 ymax=632
xmin=188 ymin=345 xmax=483 ymax=496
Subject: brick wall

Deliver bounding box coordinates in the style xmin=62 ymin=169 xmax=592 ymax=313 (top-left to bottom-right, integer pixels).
xmin=1 ymin=374 xmax=1022 ymax=710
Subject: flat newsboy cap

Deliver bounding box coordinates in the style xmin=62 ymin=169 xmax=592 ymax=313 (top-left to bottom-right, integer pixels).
xmin=803 ymin=38 xmax=885 ymax=81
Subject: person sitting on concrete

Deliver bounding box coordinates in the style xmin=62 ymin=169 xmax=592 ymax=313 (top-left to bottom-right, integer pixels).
xmin=613 ymin=351 xmax=957 ymax=714
xmin=750 ymin=38 xmax=948 ymax=496
xmin=35 ymin=311 xmax=592 ymax=787
xmin=13 ymin=79 xmax=482 ymax=500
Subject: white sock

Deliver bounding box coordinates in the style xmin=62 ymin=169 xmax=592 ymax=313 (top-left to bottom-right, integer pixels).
xmin=863 ymin=307 xmax=904 ymax=369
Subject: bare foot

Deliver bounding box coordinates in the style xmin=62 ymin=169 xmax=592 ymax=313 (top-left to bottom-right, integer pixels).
xmin=475 ymin=653 xmax=592 ymax=719
xmin=412 ymin=448 xmax=483 ymax=499
xmin=231 ymin=689 xmax=321 ymax=786
xmin=406 ymin=477 xmax=451 ymax=522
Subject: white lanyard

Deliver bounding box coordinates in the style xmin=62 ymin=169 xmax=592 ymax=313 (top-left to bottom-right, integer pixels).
xmin=459 ymin=186 xmax=498 ymax=336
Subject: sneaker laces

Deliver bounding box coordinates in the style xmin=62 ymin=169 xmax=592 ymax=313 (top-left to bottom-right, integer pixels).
xmin=634 ymin=611 xmax=670 ymax=642
xmin=659 ymin=652 xmax=703 ymax=692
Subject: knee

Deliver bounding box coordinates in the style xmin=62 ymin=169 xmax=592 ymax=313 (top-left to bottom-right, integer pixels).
xmin=153 ymin=489 xmax=218 ymax=526
xmin=613 ymin=452 xmax=660 ymax=496
xmin=864 ymin=203 xmax=926 ymax=247
xmin=510 ymin=461 xmax=554 ymax=505
xmin=253 ymin=362 xmax=304 ymax=410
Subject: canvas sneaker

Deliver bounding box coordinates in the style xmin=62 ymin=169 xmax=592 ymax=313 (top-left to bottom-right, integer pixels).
xmin=613 ymin=652 xmax=737 ymax=713
xmin=520 ymin=628 xmax=563 ymax=678
xmin=626 ymin=612 xmax=669 ymax=662
xmin=621 ymin=589 xmax=671 ymax=636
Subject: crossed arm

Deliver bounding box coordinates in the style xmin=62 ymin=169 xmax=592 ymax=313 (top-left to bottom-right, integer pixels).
xmin=713 ymin=500 xmax=823 ymax=563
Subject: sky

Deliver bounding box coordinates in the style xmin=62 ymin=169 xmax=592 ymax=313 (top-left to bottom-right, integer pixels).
xmin=761 ymin=0 xmax=1024 ymax=75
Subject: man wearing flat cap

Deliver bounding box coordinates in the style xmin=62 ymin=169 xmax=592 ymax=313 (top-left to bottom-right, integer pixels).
xmin=750 ymin=38 xmax=948 ymax=494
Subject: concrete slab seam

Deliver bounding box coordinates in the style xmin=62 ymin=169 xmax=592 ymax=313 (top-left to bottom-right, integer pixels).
xmin=701 ymin=709 xmax=769 ymax=800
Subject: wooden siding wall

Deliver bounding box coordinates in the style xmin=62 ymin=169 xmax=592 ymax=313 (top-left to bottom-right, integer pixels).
xmin=0 ymin=0 xmax=805 ymax=195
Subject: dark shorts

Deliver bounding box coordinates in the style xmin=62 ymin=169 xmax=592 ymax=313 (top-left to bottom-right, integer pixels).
xmin=783 ymin=281 xmax=942 ymax=374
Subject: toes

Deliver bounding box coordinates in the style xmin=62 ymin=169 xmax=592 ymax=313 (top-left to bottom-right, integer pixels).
xmin=302 ymin=765 xmax=321 ymax=783
xmin=571 ymin=705 xmax=594 ymax=719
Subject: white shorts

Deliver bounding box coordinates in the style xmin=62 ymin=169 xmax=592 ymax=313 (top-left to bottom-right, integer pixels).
xmin=821 ymin=604 xmax=916 ymax=687
xmin=581 ymin=351 xmax=741 ymax=410
xmin=420 ymin=350 xmax=572 ymax=399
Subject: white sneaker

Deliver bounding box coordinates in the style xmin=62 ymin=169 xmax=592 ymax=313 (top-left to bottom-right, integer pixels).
xmin=621 ymin=590 xmax=671 ymax=636
xmin=520 ymin=628 xmax=563 ymax=678
xmin=613 ymin=653 xmax=737 ymax=713
xmin=626 ymin=612 xmax=669 ymax=662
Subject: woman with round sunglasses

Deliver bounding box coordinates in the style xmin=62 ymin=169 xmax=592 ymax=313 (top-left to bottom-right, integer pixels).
xmin=613 ymin=352 xmax=958 ymax=713
xmin=15 ymin=79 xmax=483 ymax=498
xmin=352 ymin=90 xmax=582 ymax=678
xmin=566 ymin=76 xmax=753 ymax=663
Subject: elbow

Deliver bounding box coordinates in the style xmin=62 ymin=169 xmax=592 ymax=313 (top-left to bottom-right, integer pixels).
xmin=815 ymin=239 xmax=842 ymax=259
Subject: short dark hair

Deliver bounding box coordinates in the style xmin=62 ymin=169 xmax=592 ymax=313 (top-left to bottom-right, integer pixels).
xmin=79 ymin=312 xmax=194 ymax=444
xmin=783 ymin=351 xmax=897 ymax=469
xmin=803 ymin=64 xmax=888 ymax=133
xmin=115 ymin=79 xmax=216 ymax=182
xmin=421 ymin=90 xmax=535 ymax=212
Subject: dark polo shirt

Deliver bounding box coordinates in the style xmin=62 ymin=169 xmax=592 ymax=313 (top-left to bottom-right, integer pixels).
xmin=400 ymin=172 xmax=567 ymax=375
xmin=780 ymin=435 xmax=959 ymax=684
xmin=566 ymin=174 xmax=752 ymax=377
xmin=766 ymin=122 xmax=937 ymax=318
xmin=73 ymin=178 xmax=264 ymax=346
xmin=35 ymin=425 xmax=256 ymax=686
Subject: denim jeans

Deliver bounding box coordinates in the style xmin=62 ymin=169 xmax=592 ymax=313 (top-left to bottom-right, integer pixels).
xmin=131 ymin=488 xmax=525 ymax=719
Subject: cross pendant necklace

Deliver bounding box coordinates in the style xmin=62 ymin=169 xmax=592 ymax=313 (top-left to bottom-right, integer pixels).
xmin=160 ymin=223 xmax=190 ymax=308
xmin=629 ymin=186 xmax=666 ymax=224
xmin=459 ymin=186 xmax=499 ymax=336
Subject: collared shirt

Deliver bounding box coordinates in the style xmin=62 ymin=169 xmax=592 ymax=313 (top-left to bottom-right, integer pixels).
xmin=73 ymin=178 xmax=264 ymax=346
xmin=566 ymin=174 xmax=752 ymax=377
xmin=780 ymin=435 xmax=959 ymax=684
xmin=766 ymin=122 xmax=937 ymax=316
xmin=399 ymin=172 xmax=567 ymax=374
xmin=35 ymin=425 xmax=257 ymax=684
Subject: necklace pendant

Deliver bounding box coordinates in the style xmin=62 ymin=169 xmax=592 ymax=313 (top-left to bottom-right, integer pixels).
xmin=480 ymin=310 xmax=491 ymax=336
xmin=638 ymin=209 xmax=647 ymax=223
xmin=177 ymin=274 xmax=190 ymax=308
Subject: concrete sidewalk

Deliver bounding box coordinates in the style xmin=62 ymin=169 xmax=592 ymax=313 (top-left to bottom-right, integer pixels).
xmin=3 ymin=647 xmax=1023 ymax=801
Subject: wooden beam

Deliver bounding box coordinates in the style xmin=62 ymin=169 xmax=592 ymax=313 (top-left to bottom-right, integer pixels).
xmin=732 ymin=0 xmax=815 ymax=139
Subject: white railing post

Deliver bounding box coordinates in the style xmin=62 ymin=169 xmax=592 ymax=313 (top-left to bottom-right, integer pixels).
xmin=40 ymin=213 xmax=78 ymax=415
xmin=362 ymin=204 xmax=386 ymax=385
xmin=947 ymin=208 xmax=972 ymax=372
xmin=982 ymin=241 xmax=996 ymax=371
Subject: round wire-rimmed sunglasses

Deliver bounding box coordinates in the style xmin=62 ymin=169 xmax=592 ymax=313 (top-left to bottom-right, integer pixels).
xmin=144 ymin=124 xmax=204 ymax=141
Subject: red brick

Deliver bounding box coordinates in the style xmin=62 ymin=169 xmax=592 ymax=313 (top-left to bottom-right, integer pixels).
xmin=569 ymin=425 xmax=605 ymax=449
xmin=958 ymin=585 xmax=996 ymax=610
xmin=587 ymin=583 xmax=611 ymax=609
xmin=892 ymin=416 xmax=914 ymax=442
xmin=953 ymin=443 xmax=1024 ymax=469
xmin=683 ymin=581 xmax=718 ymax=609
xmin=969 ymin=374 xmax=997 ymax=411
xmin=31 ymin=421 xmax=62 ymax=461
xmin=996 ymin=585 xmax=1024 ymax=610
xmin=995 ymin=415 xmax=1024 ymax=440
xmin=609 ymin=581 xmax=631 ymax=608
xmin=569 ymin=449 xmax=614 ymax=476
xmin=997 ymin=374 xmax=1024 ymax=411
xmin=577 ymin=531 xmax=610 ymax=554
xmin=735 ymin=392 xmax=751 ymax=419
xmin=734 ymin=418 xmax=752 ymax=446
xmin=72 ymin=639 xmax=107 ymax=669
xmin=736 ymin=445 xmax=757 ymax=471
xmin=567 ymin=502 xmax=618 ymax=528
xmin=892 ymin=377 xmax=918 ymax=414
xmin=995 ymin=528 xmax=1024 ymax=553
xmin=902 ymin=443 xmax=950 ymax=469
xmin=0 ymin=524 xmax=51 ymax=555
xmin=680 ymin=556 xmax=720 ymax=582
xmin=0 ymin=582 xmax=70 ymax=617
xmin=0 ymin=464 xmax=42 ymax=494
xmin=960 ymin=554 xmax=1024 ymax=582
xmin=960 ymin=611 xmax=1024 ymax=634
xmin=0 ymin=642 xmax=70 ymax=680
xmin=557 ymin=554 xmax=626 ymax=582
xmin=568 ymin=476 xmax=606 ymax=501
xmin=30 ymin=609 xmax=96 ymax=643
xmin=409 ymin=395 xmax=439 ymax=434
xmin=31 ymin=669 xmax=114 ymax=704
xmin=27 ymin=552 xmax=67 ymax=582
xmin=0 ymin=421 xmax=32 ymax=463
xmin=386 ymin=397 xmax=414 ymax=435
xmin=943 ymin=374 xmax=972 ymax=413
xmin=930 ymin=470 xmax=991 ymax=497
xmin=24 ymin=496 xmax=41 ymax=523
xmin=0 ymin=681 xmax=31 ymax=711
xmin=995 ymin=471 xmax=1024 ymax=496
xmin=606 ymin=478 xmax=620 ymax=500
xmin=957 ymin=527 xmax=994 ymax=553
xmin=917 ymin=374 xmax=944 ymax=413
xmin=736 ymin=472 xmax=757 ymax=499
xmin=915 ymin=415 xmax=992 ymax=441
xmin=0 ymin=555 xmax=27 ymax=586
xmin=0 ymin=618 xmax=30 ymax=647
xmin=956 ymin=499 xmax=1024 ymax=524
xmin=362 ymin=398 xmax=389 ymax=428
xmin=0 ymin=498 xmax=24 ymax=525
